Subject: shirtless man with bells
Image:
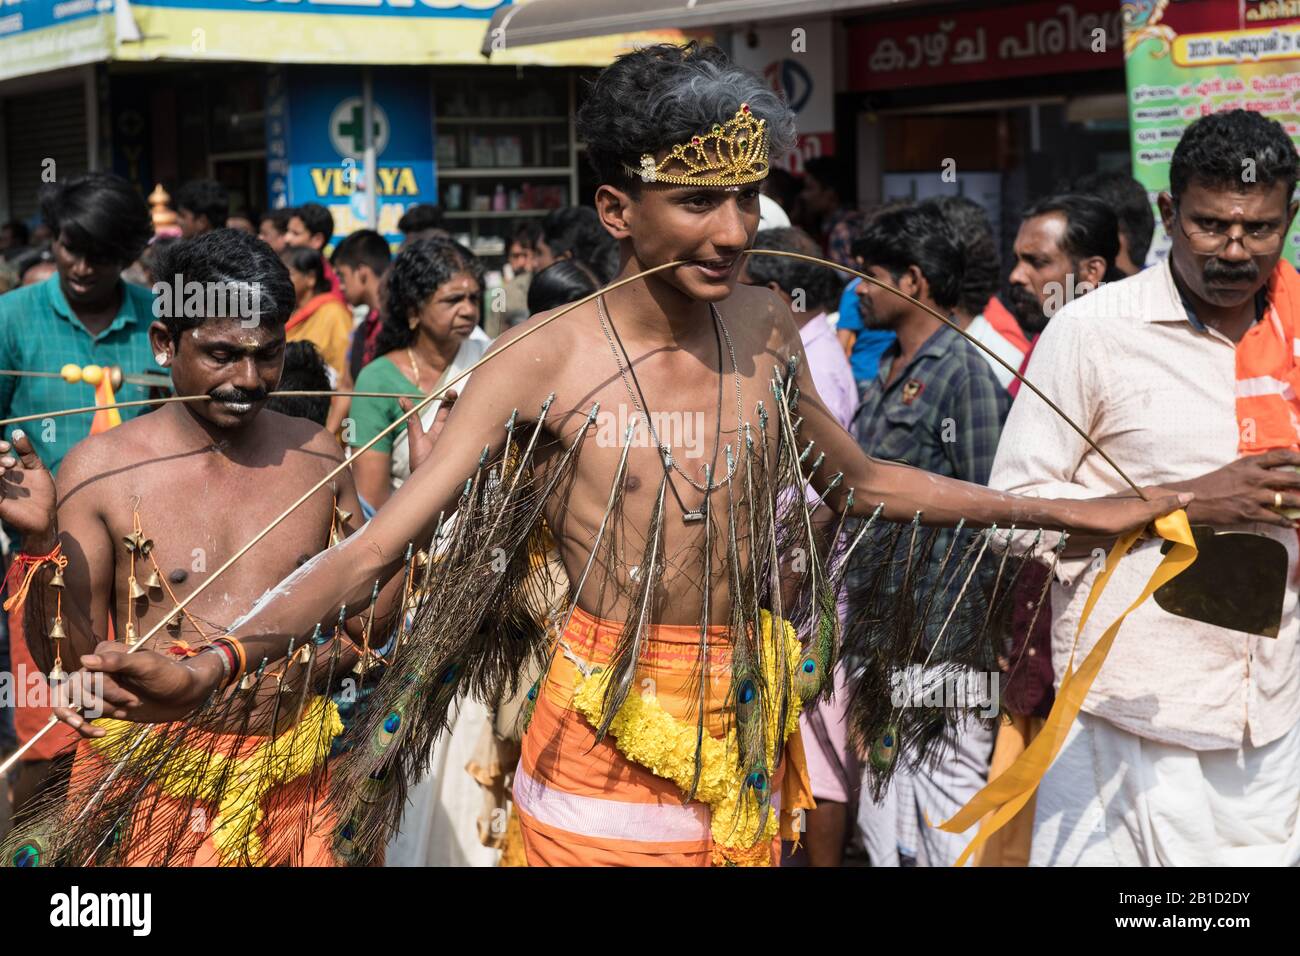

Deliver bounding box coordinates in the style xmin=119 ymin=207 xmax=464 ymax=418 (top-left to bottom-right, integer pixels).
xmin=1 ymin=232 xmax=433 ymax=861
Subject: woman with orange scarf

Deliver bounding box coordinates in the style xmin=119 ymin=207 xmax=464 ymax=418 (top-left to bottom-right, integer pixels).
xmin=281 ymin=246 xmax=353 ymax=383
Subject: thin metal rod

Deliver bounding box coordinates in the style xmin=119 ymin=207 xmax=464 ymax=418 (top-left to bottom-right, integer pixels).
xmin=740 ymin=248 xmax=1145 ymax=500
xmin=0 ymin=258 xmax=691 ymax=775
xmin=0 ymin=391 xmax=458 ymax=428
xmin=1 ymin=249 xmax=1129 ymax=773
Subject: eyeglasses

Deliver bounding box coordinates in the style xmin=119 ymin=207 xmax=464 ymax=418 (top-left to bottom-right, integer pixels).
xmin=1174 ymin=204 xmax=1287 ymax=256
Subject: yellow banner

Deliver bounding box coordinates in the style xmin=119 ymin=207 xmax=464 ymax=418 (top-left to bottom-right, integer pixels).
xmin=115 ymin=6 xmax=693 ymax=66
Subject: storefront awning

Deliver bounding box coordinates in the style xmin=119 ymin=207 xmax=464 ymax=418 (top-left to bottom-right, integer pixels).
xmin=482 ymin=0 xmax=906 ymax=53
xmin=2 ymin=0 xmax=695 ymax=84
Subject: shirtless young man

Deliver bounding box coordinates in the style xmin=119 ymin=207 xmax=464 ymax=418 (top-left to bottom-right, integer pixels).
xmin=49 ymin=45 xmax=1187 ymax=867
xmin=1 ymin=230 xmax=417 ymax=864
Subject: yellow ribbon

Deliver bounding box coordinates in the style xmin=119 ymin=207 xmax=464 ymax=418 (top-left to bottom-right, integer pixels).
xmin=937 ymin=509 xmax=1198 ymax=866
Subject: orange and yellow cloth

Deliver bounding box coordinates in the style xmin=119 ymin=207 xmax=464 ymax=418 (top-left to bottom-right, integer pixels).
xmin=514 ymin=605 xmax=814 ymax=867
xmin=72 ymin=696 xmax=343 ymax=867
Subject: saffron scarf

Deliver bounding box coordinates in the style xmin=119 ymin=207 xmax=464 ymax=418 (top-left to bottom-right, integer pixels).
xmin=1235 ymin=259 xmax=1300 ymax=456
xmin=286 ymin=292 xmax=340 ymax=334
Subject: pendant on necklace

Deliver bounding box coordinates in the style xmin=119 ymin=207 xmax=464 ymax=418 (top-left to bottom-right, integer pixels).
xmin=682 ymin=510 xmax=705 ymax=524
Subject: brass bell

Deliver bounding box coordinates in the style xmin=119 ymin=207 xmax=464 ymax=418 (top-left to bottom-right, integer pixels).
xmin=145 ymin=568 xmax=163 ymax=591
xmin=414 ymin=550 xmax=430 ymax=569
xmin=49 ymin=567 xmax=66 ymax=589
xmin=48 ymin=617 xmax=66 ymax=641
xmin=124 ymin=622 xmax=138 ymax=647
xmin=167 ymin=610 xmax=183 ymax=630
xmin=335 ymin=507 xmax=352 ymax=525
xmin=48 ymin=661 xmax=67 ymax=683
xmin=128 ymin=575 xmax=147 ymax=600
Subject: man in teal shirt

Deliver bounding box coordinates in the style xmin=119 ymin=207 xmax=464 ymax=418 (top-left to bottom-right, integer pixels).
xmin=0 ymin=172 xmax=159 ymax=474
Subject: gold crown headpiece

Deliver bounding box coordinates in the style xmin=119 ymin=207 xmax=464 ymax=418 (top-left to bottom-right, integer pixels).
xmin=626 ymin=103 xmax=769 ymax=188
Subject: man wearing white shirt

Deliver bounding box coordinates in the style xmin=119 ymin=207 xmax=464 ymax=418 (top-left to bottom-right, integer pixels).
xmin=990 ymin=110 xmax=1300 ymax=866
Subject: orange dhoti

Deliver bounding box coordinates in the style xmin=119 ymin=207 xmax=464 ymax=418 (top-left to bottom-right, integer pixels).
xmin=514 ymin=605 xmax=813 ymax=867
xmin=66 ymin=695 xmax=343 ymax=867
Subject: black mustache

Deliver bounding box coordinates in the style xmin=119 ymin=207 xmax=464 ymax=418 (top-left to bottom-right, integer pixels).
xmin=1203 ymin=261 xmax=1258 ymax=283
xmin=209 ymin=387 xmax=267 ymax=404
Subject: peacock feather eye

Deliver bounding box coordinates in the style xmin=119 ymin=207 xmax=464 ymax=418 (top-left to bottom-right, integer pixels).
xmin=739 ymin=679 xmax=755 ymax=704
xmin=384 ymin=712 xmax=400 ymax=734
xmin=12 ymin=844 xmax=39 ymax=867
xmin=802 ymin=658 xmax=817 ymax=674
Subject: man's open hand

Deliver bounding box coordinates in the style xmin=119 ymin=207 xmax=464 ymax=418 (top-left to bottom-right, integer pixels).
xmin=52 ymin=641 xmax=222 ymax=737
xmin=0 ymin=430 xmax=55 ymax=539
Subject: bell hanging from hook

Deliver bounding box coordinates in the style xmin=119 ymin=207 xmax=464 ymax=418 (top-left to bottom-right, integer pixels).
xmin=145 ymin=567 xmax=163 ymax=591
xmin=49 ymin=566 xmax=66 ymax=589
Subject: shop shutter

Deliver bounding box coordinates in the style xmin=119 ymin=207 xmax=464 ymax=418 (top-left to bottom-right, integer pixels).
xmin=5 ymin=85 xmax=88 ymax=222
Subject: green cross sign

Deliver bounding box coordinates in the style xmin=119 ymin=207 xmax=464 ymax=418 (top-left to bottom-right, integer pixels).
xmin=336 ymin=104 xmax=381 ymax=154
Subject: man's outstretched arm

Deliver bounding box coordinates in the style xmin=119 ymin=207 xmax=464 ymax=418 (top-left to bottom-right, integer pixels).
xmin=55 ymin=324 xmax=547 ymax=734
xmin=779 ymin=308 xmax=1190 ymax=537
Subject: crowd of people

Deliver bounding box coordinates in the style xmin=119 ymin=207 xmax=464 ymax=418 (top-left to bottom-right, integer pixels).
xmin=0 ymin=39 xmax=1296 ymax=869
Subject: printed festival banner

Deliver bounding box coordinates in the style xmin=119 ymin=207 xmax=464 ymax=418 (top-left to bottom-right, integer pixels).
xmin=1124 ymin=0 xmax=1300 ymax=266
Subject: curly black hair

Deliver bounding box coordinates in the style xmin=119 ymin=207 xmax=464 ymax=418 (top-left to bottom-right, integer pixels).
xmin=151 ymin=228 xmax=295 ymax=341
xmin=746 ymin=227 xmax=843 ymax=314
xmin=852 ymin=203 xmax=965 ymax=312
xmin=540 ymin=206 xmax=618 ymax=282
xmin=40 ymin=172 xmax=153 ymax=266
xmin=1022 ymin=193 xmax=1122 ymax=281
xmin=1072 ymin=170 xmax=1155 ymax=269
xmin=175 ymin=179 xmax=230 ymax=229
xmin=924 ymin=195 xmax=999 ymax=317
xmin=265 ymin=341 xmax=332 ymax=426
xmin=375 ymin=236 xmax=483 ymax=355
xmin=1170 ymin=109 xmax=1298 ymax=203
xmin=291 ymin=203 xmax=336 ymax=243
xmin=280 ymin=245 xmax=328 ymax=295
xmin=576 ymin=41 xmax=798 ymax=194
xmin=527 ymin=258 xmax=601 ymax=315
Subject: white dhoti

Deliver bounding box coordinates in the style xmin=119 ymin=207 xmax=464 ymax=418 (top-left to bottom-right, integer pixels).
xmin=1031 ymin=711 xmax=1300 ymax=867
xmin=856 ymin=712 xmax=995 ymax=867
xmin=385 ymin=696 xmax=502 ymax=867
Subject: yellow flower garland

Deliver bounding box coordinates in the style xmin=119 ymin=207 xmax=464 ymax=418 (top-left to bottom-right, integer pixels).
xmin=87 ymin=695 xmax=343 ymax=866
xmin=572 ymin=610 xmax=803 ymax=867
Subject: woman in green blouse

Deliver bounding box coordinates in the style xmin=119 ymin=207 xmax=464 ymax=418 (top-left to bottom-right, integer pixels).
xmin=350 ymin=237 xmax=493 ymax=512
